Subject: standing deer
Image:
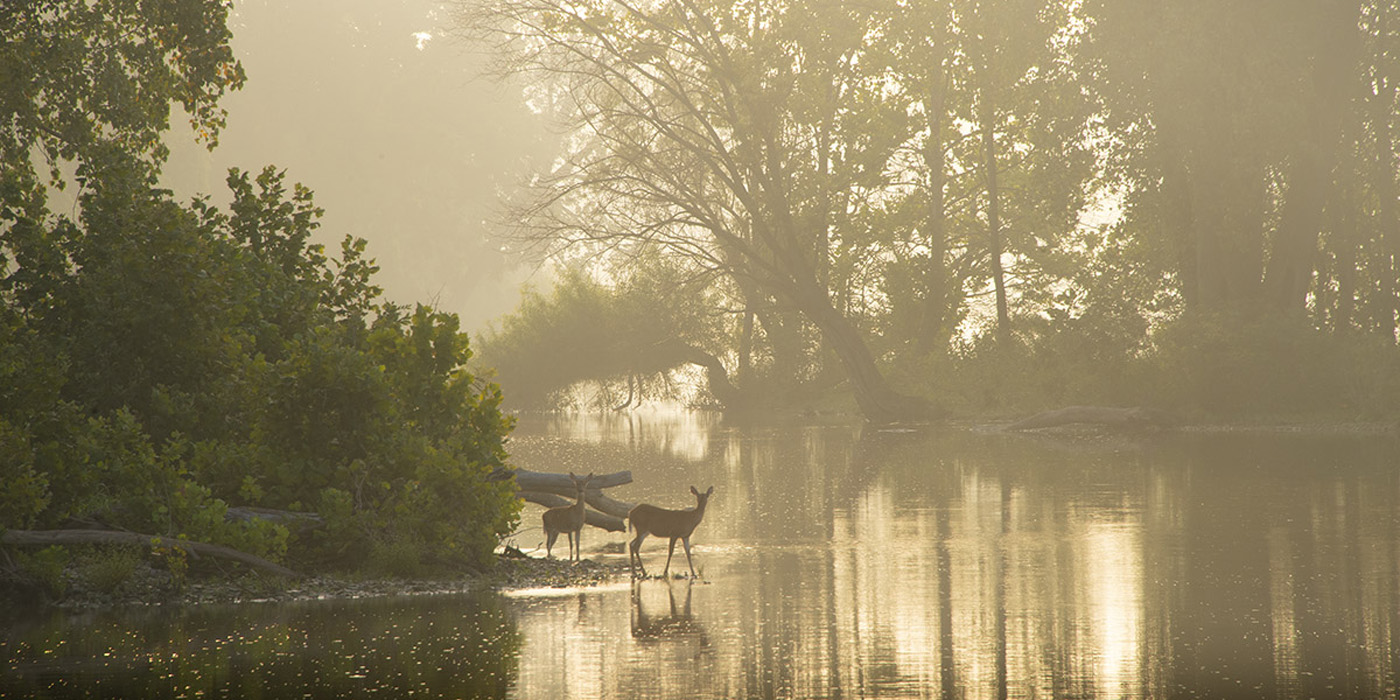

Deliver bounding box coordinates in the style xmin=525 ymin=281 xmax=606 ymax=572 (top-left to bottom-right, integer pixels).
xmin=628 ymin=485 xmax=715 ymax=578
xmin=542 ymin=472 xmax=595 ymax=562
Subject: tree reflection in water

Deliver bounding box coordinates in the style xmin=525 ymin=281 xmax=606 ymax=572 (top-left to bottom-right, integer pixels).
xmin=506 ymin=415 xmax=1400 ymax=699
xmin=5 ymin=416 xmax=1399 ymax=699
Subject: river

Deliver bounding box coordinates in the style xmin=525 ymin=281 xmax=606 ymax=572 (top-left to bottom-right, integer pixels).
xmin=4 ymin=413 xmax=1399 ymax=699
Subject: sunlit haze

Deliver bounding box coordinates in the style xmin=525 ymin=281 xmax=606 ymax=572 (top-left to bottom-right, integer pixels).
xmin=162 ymin=0 xmax=553 ymax=332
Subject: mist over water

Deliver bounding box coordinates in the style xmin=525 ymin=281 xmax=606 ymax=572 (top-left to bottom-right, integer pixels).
xmin=8 ymin=415 xmax=1399 ymax=699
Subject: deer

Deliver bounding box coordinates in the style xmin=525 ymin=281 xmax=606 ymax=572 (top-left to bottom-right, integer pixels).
xmin=542 ymin=472 xmax=595 ymax=562
xmin=627 ymin=485 xmax=715 ymax=579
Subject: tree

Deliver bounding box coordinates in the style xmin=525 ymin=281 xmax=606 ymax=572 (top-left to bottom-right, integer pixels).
xmin=2 ymin=0 xmax=521 ymax=575
xmin=1 ymin=0 xmax=244 ymax=200
xmin=479 ymin=263 xmax=739 ymax=409
xmin=1083 ymin=0 xmax=1369 ymax=318
xmin=466 ymin=0 xmax=934 ymax=421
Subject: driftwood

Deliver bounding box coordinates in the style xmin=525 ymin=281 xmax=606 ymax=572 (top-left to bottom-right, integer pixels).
xmin=508 ymin=468 xmax=639 ymax=531
xmin=520 ymin=492 xmax=626 ymax=532
xmin=1007 ymin=405 xmax=1177 ymax=431
xmin=512 ymin=468 xmax=633 ymax=493
xmin=1 ymin=529 xmax=301 ymax=578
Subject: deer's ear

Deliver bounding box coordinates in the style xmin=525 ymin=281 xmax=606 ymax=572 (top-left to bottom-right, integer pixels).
xmin=706 ymin=486 xmax=715 ymax=496
xmin=569 ymin=471 xmax=577 ymax=479
xmin=690 ymin=486 xmax=699 ymax=496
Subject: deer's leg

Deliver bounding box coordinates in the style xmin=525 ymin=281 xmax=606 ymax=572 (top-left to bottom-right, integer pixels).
xmin=663 ymin=537 xmax=677 ymax=577
xmin=546 ymin=530 xmax=558 ymax=558
xmin=681 ymin=536 xmax=697 ymax=577
xmin=630 ymin=532 xmax=648 ymax=576
xmin=575 ymin=527 xmax=582 ymax=562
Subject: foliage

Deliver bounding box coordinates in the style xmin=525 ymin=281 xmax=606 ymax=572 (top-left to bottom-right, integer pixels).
xmin=1 ymin=162 xmax=520 ymax=572
xmin=7 ymin=546 xmax=71 ymax=600
xmin=1 ymin=0 xmax=244 ymax=174
xmin=480 ymin=262 xmax=724 ymax=409
xmin=1144 ymin=313 xmax=1400 ymax=419
xmin=2 ymin=0 xmax=519 ymax=584
xmin=80 ymin=546 xmax=142 ymax=595
xmin=468 ymin=0 xmax=1400 ymax=421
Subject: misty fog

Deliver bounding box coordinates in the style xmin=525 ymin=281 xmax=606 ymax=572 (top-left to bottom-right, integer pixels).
xmin=162 ymin=0 xmax=553 ymax=332
xmin=6 ymin=1 xmax=1400 ymax=698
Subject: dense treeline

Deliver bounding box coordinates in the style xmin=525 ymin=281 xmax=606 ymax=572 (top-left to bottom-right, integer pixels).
xmin=472 ymin=0 xmax=1400 ymax=421
xmin=1 ymin=0 xmax=518 ymax=594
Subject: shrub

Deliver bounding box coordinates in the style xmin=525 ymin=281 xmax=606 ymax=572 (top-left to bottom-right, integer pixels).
xmin=81 ymin=546 xmax=141 ymax=594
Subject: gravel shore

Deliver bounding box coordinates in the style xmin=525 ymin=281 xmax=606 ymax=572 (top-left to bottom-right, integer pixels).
xmin=29 ymin=552 xmax=629 ymax=611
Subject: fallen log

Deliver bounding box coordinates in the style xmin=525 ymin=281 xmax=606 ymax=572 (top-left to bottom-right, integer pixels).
xmin=519 ymin=492 xmax=627 ymax=532
xmin=510 ymin=468 xmax=633 ymax=493
xmin=580 ymin=490 xmax=637 ymax=520
xmin=1 ymin=529 xmax=302 ymax=578
xmin=1007 ymin=405 xmax=1177 ymax=431
xmin=508 ymin=468 xmax=638 ymax=530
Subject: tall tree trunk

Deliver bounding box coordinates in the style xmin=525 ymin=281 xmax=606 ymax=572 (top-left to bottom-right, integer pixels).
xmin=980 ymin=85 xmax=1011 ymax=344
xmin=816 ymin=87 xmax=834 ymax=294
xmin=917 ymin=11 xmax=953 ymax=355
xmin=1263 ymin=0 xmax=1362 ymax=314
xmin=797 ymin=283 xmax=932 ymax=422
xmin=738 ymin=307 xmax=754 ymax=381
xmin=1266 ymin=146 xmax=1328 ymax=313
xmin=1190 ymin=150 xmax=1267 ymax=313
xmin=1332 ymin=201 xmax=1357 ymax=332
xmin=735 ymin=275 xmax=805 ymax=389
xmin=1159 ymin=132 xmax=1200 ymax=309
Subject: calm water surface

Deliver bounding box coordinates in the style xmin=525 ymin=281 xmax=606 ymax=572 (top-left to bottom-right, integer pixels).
xmin=4 ymin=413 xmax=1400 ymax=699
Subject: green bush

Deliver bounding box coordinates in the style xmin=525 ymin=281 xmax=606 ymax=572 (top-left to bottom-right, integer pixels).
xmin=1145 ymin=312 xmax=1400 ymax=418
xmin=2 ymin=1 xmax=519 ymax=587
xmin=12 ymin=546 xmax=70 ymax=600
xmin=2 ymin=166 xmax=516 ymax=578
xmin=81 ymin=546 xmax=141 ymax=594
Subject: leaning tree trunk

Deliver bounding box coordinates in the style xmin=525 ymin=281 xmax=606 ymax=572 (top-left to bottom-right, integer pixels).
xmin=801 ymin=290 xmax=934 ymax=423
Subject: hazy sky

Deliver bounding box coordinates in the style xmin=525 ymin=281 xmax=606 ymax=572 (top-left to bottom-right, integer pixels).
xmin=163 ymin=0 xmax=554 ymax=332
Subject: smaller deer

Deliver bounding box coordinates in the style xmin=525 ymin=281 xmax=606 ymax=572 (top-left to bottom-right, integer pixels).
xmin=628 ymin=485 xmax=715 ymax=578
xmin=543 ymin=472 xmax=595 ymax=562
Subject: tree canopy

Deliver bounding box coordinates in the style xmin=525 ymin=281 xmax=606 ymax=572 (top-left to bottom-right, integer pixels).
xmin=468 ymin=0 xmax=1400 ymax=420
xmin=2 ymin=0 xmax=519 ymax=584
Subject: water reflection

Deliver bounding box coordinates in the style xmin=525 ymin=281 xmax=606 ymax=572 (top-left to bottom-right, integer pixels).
xmin=5 ymin=418 xmax=1400 ymax=699
xmin=504 ymin=418 xmax=1400 ymax=699
xmin=2 ymin=593 xmax=520 ymax=698
xmin=630 ymin=580 xmax=707 ymax=643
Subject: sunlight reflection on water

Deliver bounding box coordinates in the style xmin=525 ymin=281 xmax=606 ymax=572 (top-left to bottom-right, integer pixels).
xmin=4 ymin=417 xmax=1399 ymax=699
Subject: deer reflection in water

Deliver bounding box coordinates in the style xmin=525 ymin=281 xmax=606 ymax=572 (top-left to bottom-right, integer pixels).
xmin=630 ymin=578 xmax=709 ymax=649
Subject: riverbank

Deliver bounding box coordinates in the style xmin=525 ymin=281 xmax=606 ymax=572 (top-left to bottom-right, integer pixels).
xmin=9 ymin=417 xmax=1394 ymax=614
xmin=2 ymin=550 xmax=630 ymax=614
